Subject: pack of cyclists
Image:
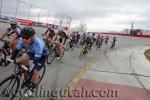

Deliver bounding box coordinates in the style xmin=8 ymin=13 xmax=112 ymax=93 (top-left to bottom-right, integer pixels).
xmin=0 ymin=19 xmax=117 ymax=96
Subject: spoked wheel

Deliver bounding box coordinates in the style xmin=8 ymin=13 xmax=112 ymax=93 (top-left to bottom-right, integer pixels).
xmin=0 ymin=49 xmax=10 ymax=66
xmin=47 ymin=50 xmax=55 ymax=64
xmin=72 ymin=42 xmax=76 ymax=49
xmin=0 ymin=75 xmax=20 ymax=100
xmin=75 ymin=41 xmax=80 ymax=48
xmin=65 ymin=42 xmax=71 ymax=51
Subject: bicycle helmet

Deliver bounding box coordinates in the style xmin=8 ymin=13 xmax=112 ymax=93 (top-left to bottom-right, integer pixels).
xmin=21 ymin=27 xmax=35 ymax=38
xmin=9 ymin=19 xmax=17 ymax=25
xmin=58 ymin=26 xmax=64 ymax=32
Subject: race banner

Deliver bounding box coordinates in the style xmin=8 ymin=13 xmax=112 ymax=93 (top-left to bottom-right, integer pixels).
xmin=0 ymin=15 xmax=68 ymax=30
xmin=14 ymin=18 xmax=33 ymax=26
xmin=46 ymin=24 xmax=54 ymax=28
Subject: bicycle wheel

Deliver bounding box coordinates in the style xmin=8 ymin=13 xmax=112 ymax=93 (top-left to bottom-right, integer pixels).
xmin=76 ymin=41 xmax=81 ymax=48
xmin=0 ymin=75 xmax=20 ymax=99
xmin=47 ymin=50 xmax=55 ymax=64
xmin=65 ymin=42 xmax=71 ymax=51
xmin=76 ymin=41 xmax=80 ymax=48
xmin=0 ymin=49 xmax=9 ymax=66
xmin=72 ymin=42 xmax=76 ymax=49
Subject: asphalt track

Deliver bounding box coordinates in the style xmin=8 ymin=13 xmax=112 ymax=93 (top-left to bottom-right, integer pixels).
xmin=0 ymin=23 xmax=150 ymax=100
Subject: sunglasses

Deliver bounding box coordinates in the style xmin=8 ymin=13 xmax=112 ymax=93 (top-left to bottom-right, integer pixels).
xmin=23 ymin=37 xmax=31 ymax=40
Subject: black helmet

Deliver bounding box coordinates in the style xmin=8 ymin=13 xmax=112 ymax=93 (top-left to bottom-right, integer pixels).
xmin=21 ymin=27 xmax=35 ymax=38
xmin=50 ymin=29 xmax=55 ymax=36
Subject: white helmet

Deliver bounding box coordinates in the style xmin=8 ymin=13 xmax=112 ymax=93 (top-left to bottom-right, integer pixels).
xmin=58 ymin=26 xmax=64 ymax=31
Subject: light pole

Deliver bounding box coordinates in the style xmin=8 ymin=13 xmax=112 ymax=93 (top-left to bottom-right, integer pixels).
xmin=27 ymin=4 xmax=32 ymax=20
xmin=59 ymin=15 xmax=64 ymax=26
xmin=14 ymin=0 xmax=20 ymax=18
xmin=37 ymin=8 xmax=41 ymax=22
xmin=68 ymin=17 xmax=72 ymax=30
xmin=53 ymin=14 xmax=57 ymax=24
xmin=46 ymin=12 xmax=49 ymax=22
xmin=0 ymin=0 xmax=2 ymax=18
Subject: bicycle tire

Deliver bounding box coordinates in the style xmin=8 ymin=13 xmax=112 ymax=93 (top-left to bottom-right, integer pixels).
xmin=65 ymin=42 xmax=70 ymax=51
xmin=47 ymin=50 xmax=55 ymax=64
xmin=0 ymin=49 xmax=10 ymax=66
xmin=0 ymin=75 xmax=20 ymax=99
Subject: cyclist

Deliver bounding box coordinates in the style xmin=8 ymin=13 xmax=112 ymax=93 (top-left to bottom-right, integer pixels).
xmin=69 ymin=31 xmax=77 ymax=41
xmin=80 ymin=32 xmax=87 ymax=45
xmin=96 ymin=34 xmax=101 ymax=47
xmin=76 ymin=31 xmax=80 ymax=42
xmin=100 ymin=35 xmax=104 ymax=46
xmin=68 ymin=31 xmax=77 ymax=49
xmin=81 ymin=32 xmax=86 ymax=40
xmin=111 ymin=36 xmax=117 ymax=48
xmin=43 ymin=27 xmax=55 ymax=39
xmin=105 ymin=35 xmax=109 ymax=45
xmin=58 ymin=26 xmax=68 ymax=45
xmin=92 ymin=33 xmax=96 ymax=42
xmin=10 ymin=27 xmax=49 ymax=96
xmin=84 ymin=32 xmax=93 ymax=52
xmin=51 ymin=26 xmax=66 ymax=60
xmin=42 ymin=27 xmax=55 ymax=48
xmin=0 ymin=19 xmax=21 ymax=50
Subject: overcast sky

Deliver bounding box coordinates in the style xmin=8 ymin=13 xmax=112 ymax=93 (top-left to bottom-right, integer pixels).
xmin=1 ymin=0 xmax=150 ymax=32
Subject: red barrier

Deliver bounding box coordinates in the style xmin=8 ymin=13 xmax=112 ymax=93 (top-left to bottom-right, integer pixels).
xmin=14 ymin=18 xmax=33 ymax=26
xmin=96 ymin=32 xmax=150 ymax=38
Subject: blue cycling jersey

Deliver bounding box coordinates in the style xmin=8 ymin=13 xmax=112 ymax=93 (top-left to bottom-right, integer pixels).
xmin=16 ymin=37 xmax=49 ymax=59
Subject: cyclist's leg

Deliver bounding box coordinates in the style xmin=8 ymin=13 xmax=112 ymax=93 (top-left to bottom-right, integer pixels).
xmin=11 ymin=38 xmax=19 ymax=50
xmin=113 ymin=41 xmax=116 ymax=47
xmin=31 ymin=55 xmax=47 ymax=89
xmin=32 ymin=69 xmax=40 ymax=85
xmin=20 ymin=53 xmax=30 ymax=66
xmin=55 ymin=42 xmax=61 ymax=57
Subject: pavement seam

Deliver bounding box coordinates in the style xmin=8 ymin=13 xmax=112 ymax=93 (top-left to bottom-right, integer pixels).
xmin=90 ymin=69 xmax=150 ymax=77
xmin=130 ymin=49 xmax=150 ymax=97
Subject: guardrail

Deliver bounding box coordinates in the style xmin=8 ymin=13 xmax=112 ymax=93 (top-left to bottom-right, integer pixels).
xmin=98 ymin=32 xmax=150 ymax=38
